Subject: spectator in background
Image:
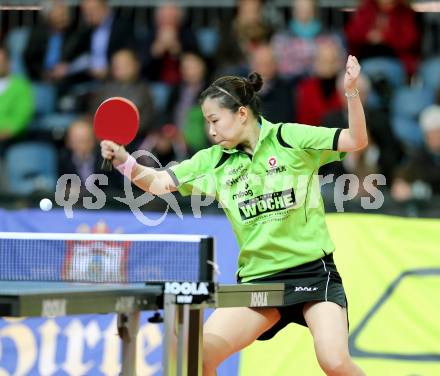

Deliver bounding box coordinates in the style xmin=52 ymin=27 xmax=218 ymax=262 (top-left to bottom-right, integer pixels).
xmin=24 ymin=0 xmax=89 ymax=83
xmin=136 ymin=124 xmax=180 ymax=168
xmin=271 ymin=0 xmax=323 ymax=81
xmin=322 ymin=73 xmax=403 ymax=182
xmin=59 ymin=118 xmax=121 ymax=193
xmin=345 ymin=0 xmax=421 ymax=75
xmin=138 ymin=51 xmax=209 ymax=165
xmin=89 ymin=49 xmax=155 ymax=142
xmin=80 ymin=0 xmax=135 ymax=80
xmin=391 ymin=89 xmax=440 ymax=201
xmin=160 ymin=51 xmax=210 ymax=155
xmin=295 ymin=37 xmax=344 ymax=125
xmin=59 ymin=119 xmax=97 ymax=183
xmin=250 ymin=44 xmax=295 ymax=123
xmin=141 ymin=3 xmax=198 ymax=85
xmin=216 ymin=0 xmax=272 ymax=75
xmin=0 ymin=46 xmax=34 ymax=152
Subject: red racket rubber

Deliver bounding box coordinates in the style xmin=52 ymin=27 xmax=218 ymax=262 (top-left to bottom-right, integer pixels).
xmin=93 ymin=97 xmax=139 ymax=171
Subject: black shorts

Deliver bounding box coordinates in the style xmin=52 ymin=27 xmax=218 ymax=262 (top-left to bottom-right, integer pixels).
xmin=238 ymin=253 xmax=348 ymax=341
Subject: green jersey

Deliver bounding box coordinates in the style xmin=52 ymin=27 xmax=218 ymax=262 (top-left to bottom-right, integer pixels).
xmin=169 ymin=117 xmax=345 ymax=282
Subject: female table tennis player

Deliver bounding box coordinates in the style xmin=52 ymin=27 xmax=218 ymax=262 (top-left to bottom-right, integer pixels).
xmin=101 ymin=55 xmax=366 ymax=375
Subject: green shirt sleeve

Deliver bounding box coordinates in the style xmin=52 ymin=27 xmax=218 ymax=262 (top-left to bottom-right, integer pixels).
xmin=0 ymin=76 xmax=34 ymax=136
xmin=168 ymin=147 xmax=220 ymax=196
xmin=281 ymin=123 xmax=346 ymax=166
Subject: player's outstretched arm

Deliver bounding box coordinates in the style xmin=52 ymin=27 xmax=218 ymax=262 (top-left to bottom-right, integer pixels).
xmin=100 ymin=140 xmax=177 ymax=195
xmin=337 ymin=55 xmax=368 ymax=152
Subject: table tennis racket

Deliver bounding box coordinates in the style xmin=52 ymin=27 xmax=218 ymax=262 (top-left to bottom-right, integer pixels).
xmin=93 ymin=97 xmax=139 ymax=171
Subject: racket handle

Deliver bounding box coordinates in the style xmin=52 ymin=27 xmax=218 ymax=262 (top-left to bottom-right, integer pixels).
xmin=101 ymin=158 xmax=113 ymax=172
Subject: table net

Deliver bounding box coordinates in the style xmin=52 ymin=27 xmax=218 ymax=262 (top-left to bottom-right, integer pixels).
xmin=0 ymin=232 xmax=214 ymax=283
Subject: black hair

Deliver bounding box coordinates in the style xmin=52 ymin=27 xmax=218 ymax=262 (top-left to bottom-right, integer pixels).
xmin=199 ymin=72 xmax=263 ymax=117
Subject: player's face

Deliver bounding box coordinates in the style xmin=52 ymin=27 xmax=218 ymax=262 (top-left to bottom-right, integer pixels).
xmin=202 ymin=97 xmax=245 ymax=149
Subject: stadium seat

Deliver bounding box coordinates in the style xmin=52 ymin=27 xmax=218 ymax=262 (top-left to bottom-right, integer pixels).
xmin=362 ymin=57 xmax=406 ymax=88
xmin=361 ymin=57 xmax=406 ymax=109
xmin=5 ymin=142 xmax=57 ymax=195
xmin=32 ymin=83 xmax=56 ymax=115
xmin=197 ymin=27 xmax=219 ymax=57
xmin=418 ymin=56 xmax=440 ymax=92
xmin=391 ymin=86 xmax=435 ymax=150
xmin=29 ymin=84 xmax=79 ymax=137
xmin=29 ymin=113 xmax=77 ymax=139
xmin=149 ymin=82 xmax=171 ymax=112
xmin=5 ymin=27 xmax=30 ymax=76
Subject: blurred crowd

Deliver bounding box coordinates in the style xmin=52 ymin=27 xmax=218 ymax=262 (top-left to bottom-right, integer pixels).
xmin=0 ymin=0 xmax=439 ymax=204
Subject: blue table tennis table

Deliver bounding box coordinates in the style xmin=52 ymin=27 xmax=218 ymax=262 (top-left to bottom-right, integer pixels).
xmin=0 ymin=232 xmax=286 ymax=375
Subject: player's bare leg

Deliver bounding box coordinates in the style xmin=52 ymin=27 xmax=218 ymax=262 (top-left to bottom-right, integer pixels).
xmin=303 ymin=301 xmax=366 ymax=376
xmin=202 ymin=307 xmax=280 ymax=376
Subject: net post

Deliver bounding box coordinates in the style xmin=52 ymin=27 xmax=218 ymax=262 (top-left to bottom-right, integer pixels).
xmin=198 ymin=237 xmax=215 ymax=282
xmin=183 ymin=236 xmax=214 ymax=374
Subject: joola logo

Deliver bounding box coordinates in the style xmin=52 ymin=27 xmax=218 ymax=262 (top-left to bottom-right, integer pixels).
xmin=115 ymin=296 xmax=135 ymax=312
xmin=225 ymin=173 xmax=248 ymax=187
xmin=295 ymin=287 xmax=318 ymax=292
xmin=164 ymin=282 xmax=210 ymax=296
xmin=42 ymin=299 xmax=66 ymax=317
xmin=250 ymin=292 xmax=268 ymax=307
xmin=238 ymin=188 xmax=296 ymax=220
xmin=164 ymin=282 xmax=211 ymax=304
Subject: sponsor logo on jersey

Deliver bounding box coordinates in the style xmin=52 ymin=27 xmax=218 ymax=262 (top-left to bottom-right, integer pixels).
xmin=232 ymin=183 xmax=254 ymax=200
xmin=225 ymin=172 xmax=248 ymax=186
xmin=268 ymin=156 xmax=277 ymax=168
xmin=266 ymin=165 xmax=287 ymax=176
xmin=226 ymin=164 xmax=245 ymax=175
xmin=295 ymin=286 xmax=318 ymax=292
xmin=238 ymin=188 xmax=296 ymax=220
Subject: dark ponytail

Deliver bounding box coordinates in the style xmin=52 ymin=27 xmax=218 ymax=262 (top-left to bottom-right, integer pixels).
xmin=200 ymin=72 xmax=263 ymax=117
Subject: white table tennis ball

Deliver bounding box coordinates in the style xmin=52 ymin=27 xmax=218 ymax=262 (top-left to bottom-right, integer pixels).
xmin=39 ymin=198 xmax=53 ymax=211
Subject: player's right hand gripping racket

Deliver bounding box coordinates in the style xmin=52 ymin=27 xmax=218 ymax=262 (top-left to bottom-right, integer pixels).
xmin=93 ymin=97 xmax=139 ymax=171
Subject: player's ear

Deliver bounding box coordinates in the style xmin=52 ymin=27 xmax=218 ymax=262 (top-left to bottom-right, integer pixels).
xmin=237 ymin=106 xmax=248 ymax=124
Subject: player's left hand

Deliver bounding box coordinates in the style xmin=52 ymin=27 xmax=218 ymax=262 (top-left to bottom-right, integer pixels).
xmin=344 ymin=55 xmax=361 ymax=92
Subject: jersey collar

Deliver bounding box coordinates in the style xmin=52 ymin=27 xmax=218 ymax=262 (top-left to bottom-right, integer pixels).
xmin=221 ymin=116 xmax=274 ymax=155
